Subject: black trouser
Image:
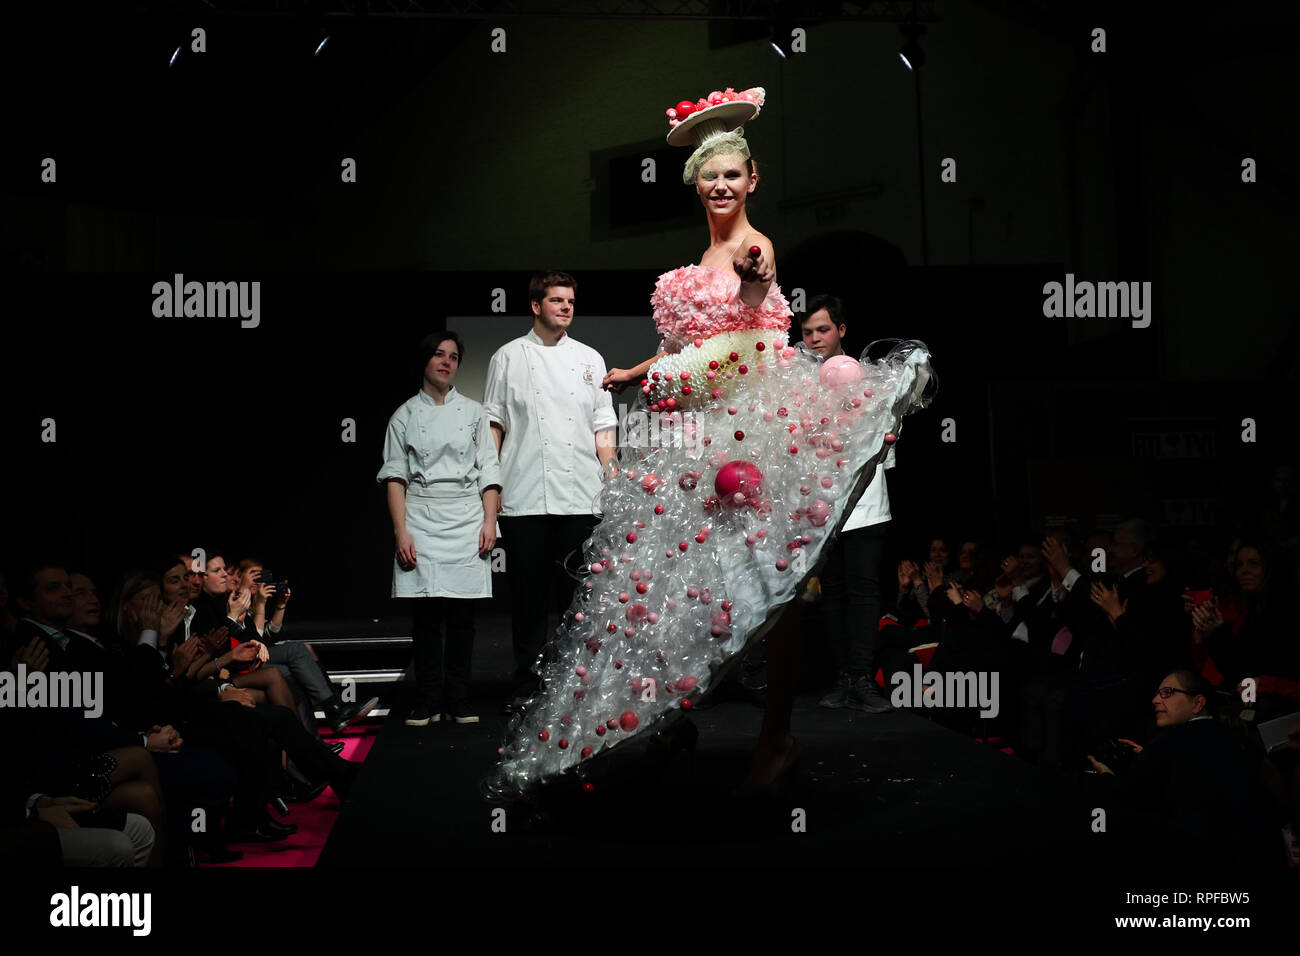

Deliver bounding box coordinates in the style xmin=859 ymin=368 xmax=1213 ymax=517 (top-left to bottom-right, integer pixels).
xmin=499 ymin=513 xmax=599 ymax=699
xmin=151 ymin=744 xmax=235 ymax=857
xmin=411 ymin=597 xmax=476 ymax=708
xmin=185 ymin=701 xmax=282 ymax=829
xmin=819 ymin=522 xmax=888 ymax=678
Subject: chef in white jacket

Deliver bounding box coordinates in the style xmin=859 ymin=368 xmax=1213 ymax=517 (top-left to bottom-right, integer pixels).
xmin=378 ymin=331 xmax=502 ymax=726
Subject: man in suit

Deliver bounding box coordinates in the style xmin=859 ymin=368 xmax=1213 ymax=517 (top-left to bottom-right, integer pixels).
xmin=1087 ymin=668 xmax=1280 ymax=867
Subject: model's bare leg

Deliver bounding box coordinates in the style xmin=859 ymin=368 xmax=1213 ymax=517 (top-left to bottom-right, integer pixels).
xmin=739 ymin=602 xmax=802 ymax=790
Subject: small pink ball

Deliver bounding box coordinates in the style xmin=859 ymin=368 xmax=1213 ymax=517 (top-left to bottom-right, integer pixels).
xmin=776 ymin=559 xmax=789 ymax=571
xmin=620 ymin=712 xmax=639 ymax=732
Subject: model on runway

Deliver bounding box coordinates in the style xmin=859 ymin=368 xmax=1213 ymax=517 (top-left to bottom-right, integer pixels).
xmin=486 ymin=86 xmax=932 ymax=800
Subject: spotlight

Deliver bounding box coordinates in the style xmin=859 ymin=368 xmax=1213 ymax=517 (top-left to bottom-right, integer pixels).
xmin=769 ymin=6 xmax=797 ymax=59
xmin=314 ymin=34 xmax=331 ymax=57
xmin=898 ymin=14 xmax=926 ymax=71
xmin=169 ymin=46 xmax=181 ymax=67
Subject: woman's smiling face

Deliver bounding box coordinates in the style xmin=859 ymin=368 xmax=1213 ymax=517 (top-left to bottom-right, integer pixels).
xmin=696 ymin=152 xmax=754 ymax=215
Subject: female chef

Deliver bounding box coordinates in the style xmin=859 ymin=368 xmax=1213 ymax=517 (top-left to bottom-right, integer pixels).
xmin=378 ymin=331 xmax=502 ymax=726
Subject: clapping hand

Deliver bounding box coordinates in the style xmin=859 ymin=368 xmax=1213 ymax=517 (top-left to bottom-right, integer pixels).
xmin=945 ymin=580 xmax=964 ymax=606
xmin=199 ymin=625 xmax=229 ymax=657
xmin=961 ymin=589 xmax=985 ymax=614
xmin=924 ymin=560 xmax=944 ymax=592
xmin=159 ymin=598 xmax=187 ymax=643
xmin=1191 ymin=598 xmax=1223 ymax=637
xmin=898 ymin=560 xmax=921 ymax=590
xmin=137 ymin=592 xmax=164 ymax=631
xmin=226 ymin=586 xmax=251 ymax=620
xmin=1090 ymin=581 xmax=1127 ymax=622
xmin=8 ymin=636 xmax=50 ymax=674
xmin=171 ymin=635 xmax=205 ymax=679
xmin=999 ymin=555 xmax=1024 ymax=586
xmin=1042 ymin=536 xmax=1072 ymax=578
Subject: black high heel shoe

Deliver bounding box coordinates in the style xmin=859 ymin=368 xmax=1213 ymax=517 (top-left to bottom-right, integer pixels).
xmin=269 ymin=796 xmax=291 ymax=817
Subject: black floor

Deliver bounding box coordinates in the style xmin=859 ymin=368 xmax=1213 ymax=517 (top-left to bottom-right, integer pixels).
xmin=319 ymin=680 xmax=1090 ymax=868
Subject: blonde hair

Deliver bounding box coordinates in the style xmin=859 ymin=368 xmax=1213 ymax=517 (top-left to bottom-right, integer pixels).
xmin=682 ymin=128 xmax=752 ymax=184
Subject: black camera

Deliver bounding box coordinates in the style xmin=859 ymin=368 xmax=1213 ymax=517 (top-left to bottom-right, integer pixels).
xmin=254 ymin=569 xmax=288 ymax=591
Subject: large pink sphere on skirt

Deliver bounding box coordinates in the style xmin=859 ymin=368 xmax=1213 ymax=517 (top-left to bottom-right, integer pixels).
xmin=714 ymin=460 xmax=764 ymax=505
xmin=820 ymin=355 xmax=865 ymax=387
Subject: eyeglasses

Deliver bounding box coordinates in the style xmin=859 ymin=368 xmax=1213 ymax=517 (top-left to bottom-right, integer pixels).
xmin=1156 ymin=686 xmax=1195 ymax=699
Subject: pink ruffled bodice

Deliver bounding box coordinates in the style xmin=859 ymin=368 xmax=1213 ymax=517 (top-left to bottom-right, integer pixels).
xmin=650 ymin=265 xmax=791 ymax=349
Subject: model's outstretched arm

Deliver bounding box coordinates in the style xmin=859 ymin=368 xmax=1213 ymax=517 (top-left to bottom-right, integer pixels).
xmin=603 ymin=352 xmax=665 ymax=392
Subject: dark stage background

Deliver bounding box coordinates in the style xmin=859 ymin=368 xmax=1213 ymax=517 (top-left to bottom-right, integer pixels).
xmin=3 ymin=1 xmax=1297 ymax=625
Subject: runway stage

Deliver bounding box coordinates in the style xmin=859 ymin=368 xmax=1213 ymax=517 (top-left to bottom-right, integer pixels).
xmin=318 ymin=682 xmax=1087 ymax=869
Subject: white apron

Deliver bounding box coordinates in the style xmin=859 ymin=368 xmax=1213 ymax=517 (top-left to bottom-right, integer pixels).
xmin=392 ymin=484 xmax=492 ymax=599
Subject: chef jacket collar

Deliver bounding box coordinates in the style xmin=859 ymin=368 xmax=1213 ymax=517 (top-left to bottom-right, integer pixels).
xmin=418 ymin=386 xmax=459 ymax=407
xmin=526 ymin=328 xmax=568 ymax=348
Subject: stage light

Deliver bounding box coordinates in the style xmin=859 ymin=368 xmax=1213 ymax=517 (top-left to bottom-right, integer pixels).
xmin=314 ymin=35 xmax=330 ymax=57
xmin=169 ymin=46 xmax=181 ymax=67
xmin=899 ymin=8 xmax=926 ymax=71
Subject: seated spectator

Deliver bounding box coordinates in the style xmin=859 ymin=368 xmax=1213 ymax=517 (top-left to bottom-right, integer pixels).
xmin=1086 ymin=668 xmax=1281 ymax=868
xmin=1015 ymin=529 xmax=1086 ymax=769
xmin=185 ymin=552 xmax=300 ymax=712
xmin=1190 ymin=538 xmax=1299 ymax=721
xmin=6 ymin=562 xmax=171 ymax=865
xmin=233 ymin=559 xmax=377 ymax=734
xmin=895 ymin=536 xmax=958 ymax=625
xmin=953 ymin=539 xmax=981 ymax=587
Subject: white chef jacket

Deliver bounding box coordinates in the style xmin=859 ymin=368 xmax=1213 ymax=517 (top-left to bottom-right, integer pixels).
xmin=842 ymin=442 xmax=895 ymax=531
xmin=377 ymin=387 xmax=502 ymax=598
xmin=377 ymin=387 xmax=502 ymax=497
xmin=482 ymin=329 xmax=618 ymax=517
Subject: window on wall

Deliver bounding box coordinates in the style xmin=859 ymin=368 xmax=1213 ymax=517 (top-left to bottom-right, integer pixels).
xmin=589 ymin=140 xmax=696 ymax=241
